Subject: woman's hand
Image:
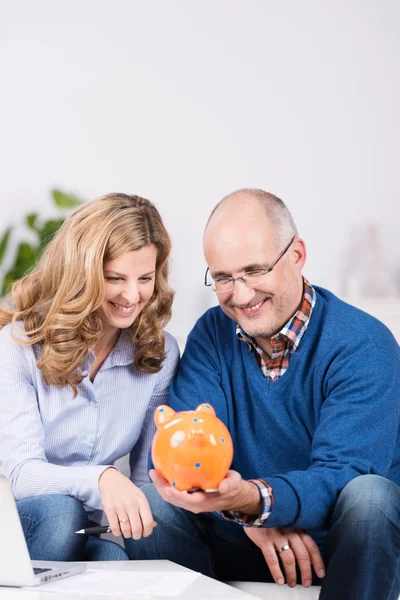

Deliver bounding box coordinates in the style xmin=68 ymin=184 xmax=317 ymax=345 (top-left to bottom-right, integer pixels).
xmin=98 ymin=468 xmax=155 ymax=540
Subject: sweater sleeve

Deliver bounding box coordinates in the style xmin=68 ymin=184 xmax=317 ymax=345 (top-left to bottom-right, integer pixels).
xmin=264 ymin=342 xmax=400 ymax=530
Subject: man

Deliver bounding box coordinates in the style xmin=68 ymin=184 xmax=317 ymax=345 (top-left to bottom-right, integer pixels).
xmin=125 ymin=189 xmax=400 ymax=600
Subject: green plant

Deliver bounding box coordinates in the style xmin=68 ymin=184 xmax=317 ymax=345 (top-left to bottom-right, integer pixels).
xmin=0 ymin=189 xmax=83 ymax=296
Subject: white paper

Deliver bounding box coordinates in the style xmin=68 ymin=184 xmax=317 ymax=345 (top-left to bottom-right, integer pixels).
xmin=30 ymin=569 xmax=200 ymax=597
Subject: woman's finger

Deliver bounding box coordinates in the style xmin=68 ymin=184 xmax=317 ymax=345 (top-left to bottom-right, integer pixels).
xmin=104 ymin=506 xmax=123 ymax=537
xmin=117 ymin=512 xmax=133 ymax=539
xmin=138 ymin=495 xmax=155 ymax=538
xmin=126 ymin=504 xmax=144 ymax=540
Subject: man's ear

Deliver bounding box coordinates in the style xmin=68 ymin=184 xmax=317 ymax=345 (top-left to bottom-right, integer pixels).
xmin=292 ymin=238 xmax=307 ymax=271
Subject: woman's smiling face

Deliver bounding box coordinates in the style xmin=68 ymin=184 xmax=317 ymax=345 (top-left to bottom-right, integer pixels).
xmin=97 ymin=244 xmax=157 ymax=334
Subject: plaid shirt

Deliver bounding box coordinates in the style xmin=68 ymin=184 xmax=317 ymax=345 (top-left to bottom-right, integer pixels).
xmin=237 ymin=278 xmax=316 ymax=383
xmin=220 ymin=278 xmax=316 ymax=527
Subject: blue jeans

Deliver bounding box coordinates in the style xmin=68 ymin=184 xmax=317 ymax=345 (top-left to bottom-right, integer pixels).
xmin=124 ymin=475 xmax=400 ymax=600
xmin=17 ymin=494 xmax=128 ymax=561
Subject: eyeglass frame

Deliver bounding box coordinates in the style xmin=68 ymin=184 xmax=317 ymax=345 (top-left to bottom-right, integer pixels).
xmin=204 ymin=236 xmax=296 ymax=293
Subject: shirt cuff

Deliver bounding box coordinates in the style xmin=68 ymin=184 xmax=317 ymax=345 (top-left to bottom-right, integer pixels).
xmin=219 ymin=479 xmax=274 ymax=527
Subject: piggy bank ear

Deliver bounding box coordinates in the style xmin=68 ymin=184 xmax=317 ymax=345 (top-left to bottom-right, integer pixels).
xmin=195 ymin=403 xmax=216 ymax=416
xmin=154 ymin=405 xmax=175 ymax=428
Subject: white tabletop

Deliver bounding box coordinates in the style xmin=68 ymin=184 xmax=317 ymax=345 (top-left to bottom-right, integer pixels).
xmin=0 ymin=560 xmax=260 ymax=599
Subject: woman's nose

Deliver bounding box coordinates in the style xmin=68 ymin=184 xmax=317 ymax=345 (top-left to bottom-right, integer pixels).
xmin=121 ymin=282 xmax=140 ymax=304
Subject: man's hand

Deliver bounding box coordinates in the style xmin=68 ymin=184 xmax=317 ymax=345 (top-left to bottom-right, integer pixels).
xmin=149 ymin=469 xmax=262 ymax=515
xmin=99 ymin=468 xmax=156 ymax=540
xmin=244 ymin=527 xmax=325 ymax=588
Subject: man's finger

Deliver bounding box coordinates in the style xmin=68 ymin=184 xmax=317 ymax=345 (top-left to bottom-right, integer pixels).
xmin=217 ymin=470 xmax=241 ymax=494
xmin=277 ymin=546 xmax=297 ymax=588
xmin=149 ymin=469 xmax=168 ymax=488
xmin=287 ymin=535 xmax=312 ymax=587
xmin=150 ymin=471 xmax=195 ymax=507
xmin=244 ymin=528 xmax=285 ymax=586
xmin=300 ymin=533 xmax=326 ymax=579
xmin=150 ymin=471 xmax=212 ymax=511
xmin=260 ymin=544 xmax=286 ymax=586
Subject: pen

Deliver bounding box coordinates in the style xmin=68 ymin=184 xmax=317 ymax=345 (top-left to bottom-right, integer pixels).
xmin=75 ymin=525 xmax=111 ymax=535
xmin=75 ymin=522 xmax=157 ymax=535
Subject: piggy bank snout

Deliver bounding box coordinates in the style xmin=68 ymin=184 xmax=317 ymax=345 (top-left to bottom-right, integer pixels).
xmin=189 ymin=430 xmax=206 ymax=448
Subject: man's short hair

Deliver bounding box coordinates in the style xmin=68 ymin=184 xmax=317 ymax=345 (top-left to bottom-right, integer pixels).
xmin=206 ymin=188 xmax=298 ymax=248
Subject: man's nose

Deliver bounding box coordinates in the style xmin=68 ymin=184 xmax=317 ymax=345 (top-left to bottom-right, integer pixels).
xmin=230 ymin=279 xmax=256 ymax=305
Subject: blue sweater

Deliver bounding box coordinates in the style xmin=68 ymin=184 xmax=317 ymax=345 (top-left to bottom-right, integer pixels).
xmin=168 ymin=286 xmax=400 ymax=532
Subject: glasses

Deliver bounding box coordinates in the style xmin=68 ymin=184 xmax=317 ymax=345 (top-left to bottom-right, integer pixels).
xmin=204 ymin=236 xmax=295 ymax=293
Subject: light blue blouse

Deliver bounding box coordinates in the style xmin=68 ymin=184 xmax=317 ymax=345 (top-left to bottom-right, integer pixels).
xmin=0 ymin=323 xmax=179 ymax=522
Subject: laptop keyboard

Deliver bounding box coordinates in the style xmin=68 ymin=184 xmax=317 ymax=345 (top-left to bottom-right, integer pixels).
xmin=33 ymin=567 xmax=52 ymax=574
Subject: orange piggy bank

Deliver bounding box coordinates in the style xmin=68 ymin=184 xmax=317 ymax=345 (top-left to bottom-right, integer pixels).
xmin=152 ymin=403 xmax=234 ymax=491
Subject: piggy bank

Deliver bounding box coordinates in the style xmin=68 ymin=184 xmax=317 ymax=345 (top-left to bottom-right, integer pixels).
xmin=152 ymin=403 xmax=234 ymax=491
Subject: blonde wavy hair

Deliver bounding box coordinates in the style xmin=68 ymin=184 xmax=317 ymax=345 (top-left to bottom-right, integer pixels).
xmin=0 ymin=193 xmax=174 ymax=394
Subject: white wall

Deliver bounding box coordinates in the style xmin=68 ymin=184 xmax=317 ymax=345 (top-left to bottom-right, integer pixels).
xmin=1 ymin=0 xmax=400 ymax=342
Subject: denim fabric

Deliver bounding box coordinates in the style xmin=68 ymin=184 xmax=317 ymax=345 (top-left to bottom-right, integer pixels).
xmin=125 ymin=475 xmax=400 ymax=600
xmin=125 ymin=483 xmax=301 ymax=582
xmin=17 ymin=494 xmax=128 ymax=561
xmin=321 ymin=475 xmax=400 ymax=600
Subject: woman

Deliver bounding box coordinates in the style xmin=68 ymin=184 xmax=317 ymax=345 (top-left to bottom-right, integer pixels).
xmin=0 ymin=193 xmax=180 ymax=561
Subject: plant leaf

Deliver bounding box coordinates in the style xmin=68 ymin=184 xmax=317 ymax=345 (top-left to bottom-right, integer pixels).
xmin=39 ymin=219 xmax=65 ymax=250
xmin=2 ymin=242 xmax=38 ymax=295
xmin=14 ymin=242 xmax=37 ymax=271
xmin=2 ymin=270 xmax=15 ymax=296
xmin=25 ymin=213 xmax=39 ymax=231
xmin=52 ymin=189 xmax=82 ymax=209
xmin=0 ymin=227 xmax=12 ymax=265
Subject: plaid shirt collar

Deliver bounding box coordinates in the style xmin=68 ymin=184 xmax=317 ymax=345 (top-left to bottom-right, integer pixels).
xmin=236 ymin=278 xmax=316 ymax=353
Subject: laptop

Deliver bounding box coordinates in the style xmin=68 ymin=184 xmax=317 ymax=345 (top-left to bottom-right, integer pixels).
xmin=0 ymin=475 xmax=86 ymax=587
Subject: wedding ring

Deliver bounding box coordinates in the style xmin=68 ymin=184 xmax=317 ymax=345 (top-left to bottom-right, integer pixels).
xmin=277 ymin=544 xmax=290 ymax=553
xmin=119 ymin=519 xmax=129 ymax=523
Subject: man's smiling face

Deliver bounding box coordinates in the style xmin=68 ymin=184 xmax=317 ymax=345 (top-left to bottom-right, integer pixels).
xmin=203 ymin=195 xmax=305 ymax=345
